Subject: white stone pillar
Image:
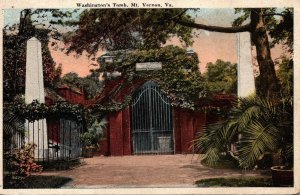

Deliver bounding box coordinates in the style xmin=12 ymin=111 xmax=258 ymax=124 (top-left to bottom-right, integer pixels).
xmin=237 ymin=32 xmax=256 ymax=97
xmin=25 ymin=37 xmax=48 ymax=160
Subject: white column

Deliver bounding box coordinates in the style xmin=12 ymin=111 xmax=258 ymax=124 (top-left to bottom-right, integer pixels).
xmin=237 ymin=32 xmax=256 ymax=97
xmin=25 ymin=37 xmax=48 ymax=160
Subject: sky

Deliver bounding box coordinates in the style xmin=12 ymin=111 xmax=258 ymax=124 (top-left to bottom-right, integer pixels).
xmin=3 ymin=8 xmax=284 ymax=76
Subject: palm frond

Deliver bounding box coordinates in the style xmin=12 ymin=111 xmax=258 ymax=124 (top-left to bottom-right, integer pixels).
xmin=238 ymin=119 xmax=279 ymax=168
xmin=193 ymin=120 xmax=238 ymax=165
xmin=203 ymin=147 xmax=222 ymax=166
xmin=235 ymin=106 xmax=261 ymax=131
xmin=194 ymin=95 xmax=293 ymax=168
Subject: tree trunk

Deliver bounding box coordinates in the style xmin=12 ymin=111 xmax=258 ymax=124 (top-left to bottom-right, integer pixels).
xmin=176 ymin=9 xmax=281 ymax=98
xmin=250 ymin=9 xmax=280 ymax=98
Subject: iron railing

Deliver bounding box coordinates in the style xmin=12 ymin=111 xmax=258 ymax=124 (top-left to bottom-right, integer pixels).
xmin=130 ymin=81 xmax=174 ymax=154
xmin=4 ymin=117 xmax=83 ymax=163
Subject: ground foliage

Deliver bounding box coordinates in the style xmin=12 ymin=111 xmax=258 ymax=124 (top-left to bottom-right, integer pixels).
xmin=194 ymin=54 xmax=294 ymax=169
xmin=194 ymin=95 xmax=293 ymax=169
xmin=4 ymin=143 xmax=43 ymax=186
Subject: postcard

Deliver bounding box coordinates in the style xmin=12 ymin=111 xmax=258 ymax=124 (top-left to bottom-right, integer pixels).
xmin=0 ymin=0 xmax=299 ymax=194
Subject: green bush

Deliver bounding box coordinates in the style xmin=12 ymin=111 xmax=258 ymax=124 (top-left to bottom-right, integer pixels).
xmin=81 ymin=119 xmax=107 ymax=148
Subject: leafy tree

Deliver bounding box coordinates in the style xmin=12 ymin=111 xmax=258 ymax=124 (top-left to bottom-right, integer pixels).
xmin=58 ymin=71 xmax=103 ymax=99
xmin=63 ymin=9 xmax=194 ymax=53
xmin=83 ymin=69 xmax=103 ymax=99
xmin=276 ymin=57 xmax=293 ymax=101
xmin=231 ymin=8 xmax=293 ymax=98
xmin=5 ymin=8 xmax=293 ymax=99
xmin=58 ymin=72 xmax=81 ymax=87
xmin=179 ymin=8 xmax=292 ymax=98
xmin=190 ymin=9 xmax=294 ymax=170
xmin=204 ymin=60 xmax=237 ymax=95
xmin=58 ymin=8 xmax=292 ymax=98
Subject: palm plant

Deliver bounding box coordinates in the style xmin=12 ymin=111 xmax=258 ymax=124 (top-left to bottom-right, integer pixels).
xmin=81 ymin=118 xmax=107 ymax=148
xmin=194 ymin=95 xmax=293 ymax=169
xmin=81 ymin=118 xmax=107 ymax=158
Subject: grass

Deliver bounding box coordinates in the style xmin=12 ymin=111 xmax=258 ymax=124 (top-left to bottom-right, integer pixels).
xmin=3 ymin=175 xmax=72 ymax=189
xmin=196 ymin=177 xmax=273 ymax=187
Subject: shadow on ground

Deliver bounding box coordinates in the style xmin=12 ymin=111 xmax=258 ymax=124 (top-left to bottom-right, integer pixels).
xmin=3 ymin=175 xmax=72 ymax=189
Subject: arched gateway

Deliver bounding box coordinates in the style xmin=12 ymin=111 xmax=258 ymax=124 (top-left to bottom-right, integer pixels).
xmin=130 ymin=81 xmax=174 ymax=154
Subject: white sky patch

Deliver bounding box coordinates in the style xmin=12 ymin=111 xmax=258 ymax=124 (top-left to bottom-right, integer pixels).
xmin=188 ymin=8 xmax=237 ymax=26
xmin=203 ymin=30 xmax=210 ymax=36
xmin=3 ymin=9 xmax=21 ymax=25
xmin=3 ymin=9 xmax=81 ymax=34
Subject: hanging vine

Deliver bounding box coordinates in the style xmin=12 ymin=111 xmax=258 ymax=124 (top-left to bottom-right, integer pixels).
xmin=6 ymin=99 xmax=85 ymax=122
xmin=94 ymin=45 xmax=206 ymax=112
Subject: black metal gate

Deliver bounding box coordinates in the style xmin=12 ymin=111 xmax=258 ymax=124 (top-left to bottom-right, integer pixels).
xmin=130 ymin=81 xmax=174 ymax=154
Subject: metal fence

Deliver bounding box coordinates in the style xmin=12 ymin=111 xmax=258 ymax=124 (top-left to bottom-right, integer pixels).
xmin=4 ymin=117 xmax=83 ymax=163
xmin=130 ymin=81 xmax=174 ymax=154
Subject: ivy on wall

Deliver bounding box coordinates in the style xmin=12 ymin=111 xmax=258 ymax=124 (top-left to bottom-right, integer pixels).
xmin=96 ymin=45 xmax=206 ymax=111
xmin=6 ymin=98 xmax=85 ymax=123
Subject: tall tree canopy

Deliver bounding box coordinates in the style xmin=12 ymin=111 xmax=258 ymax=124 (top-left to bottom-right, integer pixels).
xmin=4 ymin=8 xmax=293 ymax=100
xmin=59 ymin=8 xmax=292 ymax=98
xmin=62 ymin=9 xmax=194 ymax=53
xmin=205 ymin=60 xmax=237 ymax=95
xmin=276 ymin=56 xmax=293 ymax=101
xmin=58 ymin=70 xmax=103 ymax=99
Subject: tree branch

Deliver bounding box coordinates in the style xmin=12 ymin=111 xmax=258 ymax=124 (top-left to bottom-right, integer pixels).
xmin=153 ymin=9 xmax=189 ymax=25
xmin=176 ymin=20 xmax=251 ymax=33
xmin=168 ymin=9 xmax=189 ymax=21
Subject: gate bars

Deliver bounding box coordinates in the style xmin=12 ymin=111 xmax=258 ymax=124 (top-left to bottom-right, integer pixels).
xmin=130 ymin=81 xmax=174 ymax=154
xmin=46 ymin=118 xmax=82 ymax=162
xmin=4 ymin=117 xmax=83 ymax=163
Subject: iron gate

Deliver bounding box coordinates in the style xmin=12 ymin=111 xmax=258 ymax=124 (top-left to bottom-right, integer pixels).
xmin=130 ymin=81 xmax=174 ymax=154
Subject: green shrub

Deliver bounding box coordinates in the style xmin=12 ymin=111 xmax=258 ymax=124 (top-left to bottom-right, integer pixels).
xmin=81 ymin=119 xmax=107 ymax=148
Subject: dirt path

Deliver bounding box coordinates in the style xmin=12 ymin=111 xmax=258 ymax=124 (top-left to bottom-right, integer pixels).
xmin=42 ymin=154 xmax=262 ymax=188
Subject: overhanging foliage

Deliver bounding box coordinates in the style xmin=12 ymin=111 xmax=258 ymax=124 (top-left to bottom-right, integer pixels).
xmin=5 ymin=99 xmax=85 ymax=123
xmin=95 ymin=45 xmax=205 ymax=111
